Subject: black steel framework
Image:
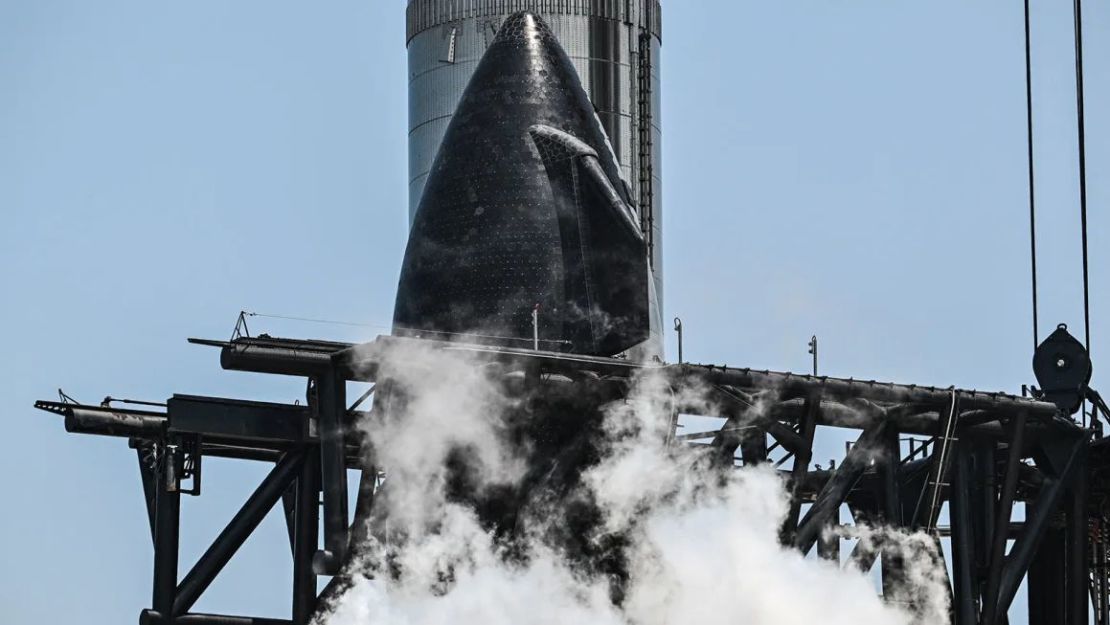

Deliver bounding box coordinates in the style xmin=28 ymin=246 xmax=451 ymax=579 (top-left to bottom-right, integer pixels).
xmin=35 ymin=332 xmax=1109 ymax=624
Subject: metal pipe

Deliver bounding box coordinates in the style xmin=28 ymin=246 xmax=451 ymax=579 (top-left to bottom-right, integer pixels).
xmin=214 ymin=337 xmax=351 ymax=377
xmin=39 ymin=400 xmax=370 ymax=467
xmin=339 ymin=335 xmax=642 ymax=382
xmin=34 ymin=401 xmax=167 ymax=438
xmin=220 ymin=334 xmax=646 ymax=383
xmin=681 ymin=393 xmax=1061 ymax=439
xmin=141 ymin=610 xmax=292 ymax=625
xmin=684 ymin=366 xmax=1060 ymax=420
xmin=173 ymin=451 xmax=306 ymax=616
xmin=313 ymin=370 xmax=349 ymax=576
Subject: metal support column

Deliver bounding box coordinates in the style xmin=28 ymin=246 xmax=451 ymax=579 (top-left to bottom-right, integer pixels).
xmin=138 ymin=444 xmax=159 ymax=544
xmin=1066 ymin=447 xmax=1090 ymax=625
xmin=739 ymin=429 xmax=769 ymax=467
xmin=951 ymin=440 xmax=980 ymax=625
xmin=984 ymin=414 xmax=1027 ymax=625
xmin=880 ymin=428 xmax=903 ymax=527
xmin=877 ymin=427 xmax=908 ymax=601
xmin=972 ymin=440 xmax=998 ymax=595
xmin=153 ymin=443 xmax=183 ymax=624
xmin=1029 ymin=526 xmax=1067 ymax=625
xmin=293 ymin=447 xmax=320 ymax=625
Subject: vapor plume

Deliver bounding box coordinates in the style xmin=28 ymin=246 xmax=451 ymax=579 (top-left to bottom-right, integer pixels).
xmin=317 ymin=341 xmax=948 ymax=625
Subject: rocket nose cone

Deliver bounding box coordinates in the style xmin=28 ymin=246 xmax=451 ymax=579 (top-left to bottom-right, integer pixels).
xmin=453 ymin=10 xmax=617 ymax=182
xmin=394 ymin=7 xmax=645 ymax=354
xmin=494 ymin=11 xmax=553 ymax=46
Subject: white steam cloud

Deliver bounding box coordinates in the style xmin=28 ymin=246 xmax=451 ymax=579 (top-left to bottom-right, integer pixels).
xmin=317 ymin=341 xmax=949 ymax=625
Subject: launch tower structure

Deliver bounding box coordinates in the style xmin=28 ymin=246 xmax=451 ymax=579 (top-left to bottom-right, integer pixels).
xmin=406 ymin=0 xmax=664 ymax=309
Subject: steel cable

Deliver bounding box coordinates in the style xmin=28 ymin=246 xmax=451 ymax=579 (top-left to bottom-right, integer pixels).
xmin=1025 ymin=0 xmax=1040 ymax=349
xmin=1073 ymin=0 xmax=1091 ymax=356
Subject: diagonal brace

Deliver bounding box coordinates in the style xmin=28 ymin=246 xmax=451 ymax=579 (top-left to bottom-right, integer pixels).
xmin=173 ymin=450 xmax=306 ymax=616
xmin=781 ymin=394 xmax=820 ymax=543
xmin=794 ymin=418 xmax=889 ymax=554
xmin=993 ymin=433 xmax=1086 ymax=621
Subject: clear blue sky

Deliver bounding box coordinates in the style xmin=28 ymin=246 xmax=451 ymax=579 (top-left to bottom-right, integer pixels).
xmin=1 ymin=1 xmax=1106 ymax=623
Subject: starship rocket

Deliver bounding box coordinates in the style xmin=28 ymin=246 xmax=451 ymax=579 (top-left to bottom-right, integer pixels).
xmin=393 ymin=11 xmax=662 ymax=359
